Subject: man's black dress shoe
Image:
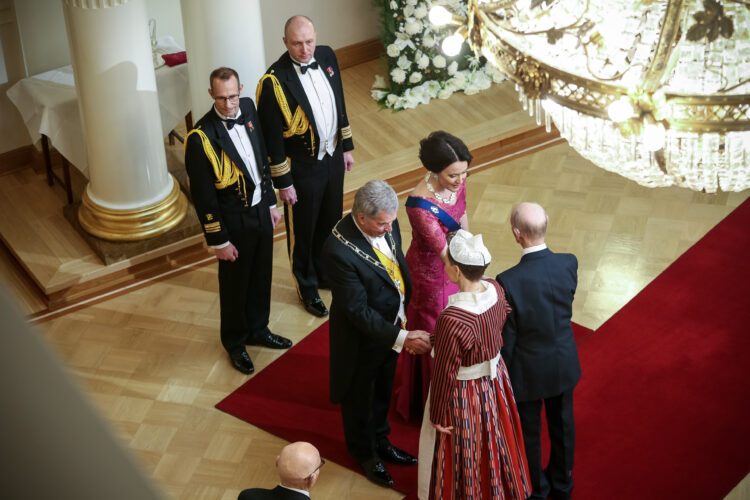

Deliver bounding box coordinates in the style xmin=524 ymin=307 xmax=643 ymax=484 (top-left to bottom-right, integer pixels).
xmin=362 ymin=460 xmax=394 ymax=487
xmin=377 ymin=441 xmax=418 ymax=465
xmin=246 ymin=331 xmax=292 ymax=349
xmin=303 ymin=297 xmax=328 ymax=317
xmin=229 ymin=351 xmax=254 ymax=374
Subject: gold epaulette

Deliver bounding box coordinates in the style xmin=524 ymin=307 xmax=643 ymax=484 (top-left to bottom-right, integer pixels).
xmin=256 ymin=73 xmax=316 ymax=156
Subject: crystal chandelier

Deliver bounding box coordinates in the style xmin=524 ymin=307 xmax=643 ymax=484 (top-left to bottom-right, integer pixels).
xmin=430 ymin=0 xmax=750 ymax=193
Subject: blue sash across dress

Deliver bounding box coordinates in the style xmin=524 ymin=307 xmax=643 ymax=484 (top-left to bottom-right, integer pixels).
xmin=405 ymin=196 xmax=461 ymax=232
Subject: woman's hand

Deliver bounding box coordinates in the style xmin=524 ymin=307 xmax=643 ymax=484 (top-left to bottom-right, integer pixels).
xmin=432 ymin=422 xmax=453 ymax=434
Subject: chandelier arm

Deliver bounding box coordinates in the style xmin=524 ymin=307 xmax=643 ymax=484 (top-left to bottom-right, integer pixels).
xmin=703 ymin=58 xmax=729 ymax=92
xmin=719 ymin=78 xmax=750 ymax=94
xmin=641 ymin=0 xmax=684 ymax=93
xmin=580 ymin=41 xmax=648 ymax=82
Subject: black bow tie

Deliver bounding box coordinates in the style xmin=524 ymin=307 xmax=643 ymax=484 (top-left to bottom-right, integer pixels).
xmin=298 ymin=61 xmax=319 ymax=74
xmin=224 ymin=115 xmax=244 ymax=130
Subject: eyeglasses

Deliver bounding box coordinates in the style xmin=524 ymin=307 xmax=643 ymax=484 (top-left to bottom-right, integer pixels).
xmin=213 ymin=94 xmax=240 ymax=103
xmin=306 ymin=458 xmax=325 ymax=480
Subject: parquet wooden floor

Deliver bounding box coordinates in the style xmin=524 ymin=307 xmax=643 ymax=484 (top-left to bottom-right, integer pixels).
xmin=11 ymin=142 xmax=745 ymax=499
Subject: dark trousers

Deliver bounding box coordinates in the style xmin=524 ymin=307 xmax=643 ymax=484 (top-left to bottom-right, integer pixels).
xmin=516 ymin=390 xmax=575 ymax=500
xmin=284 ymin=146 xmax=344 ymax=301
xmin=340 ymin=349 xmax=398 ymax=465
xmin=218 ymin=202 xmax=273 ymax=355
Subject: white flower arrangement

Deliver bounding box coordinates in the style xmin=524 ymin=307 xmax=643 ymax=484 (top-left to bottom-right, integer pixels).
xmin=372 ymin=0 xmax=504 ymax=111
xmin=397 ymin=55 xmax=412 ymax=70
xmin=404 ymin=19 xmax=423 ymax=35
xmin=391 ymin=67 xmax=407 ymax=83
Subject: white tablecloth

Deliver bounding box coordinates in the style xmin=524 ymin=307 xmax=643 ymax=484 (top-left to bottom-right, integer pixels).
xmin=6 ymin=62 xmax=190 ymax=178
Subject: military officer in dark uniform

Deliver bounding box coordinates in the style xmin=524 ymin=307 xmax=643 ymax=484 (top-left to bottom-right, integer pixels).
xmin=256 ymin=15 xmax=355 ymax=318
xmin=185 ymin=67 xmax=292 ymax=374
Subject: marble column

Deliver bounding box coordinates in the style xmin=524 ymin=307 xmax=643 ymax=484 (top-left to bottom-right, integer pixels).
xmin=62 ymin=0 xmax=187 ymax=241
xmin=180 ymin=0 xmax=266 ymax=118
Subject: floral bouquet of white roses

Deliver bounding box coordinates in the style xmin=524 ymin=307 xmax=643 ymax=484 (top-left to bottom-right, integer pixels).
xmin=371 ymin=0 xmax=505 ymax=110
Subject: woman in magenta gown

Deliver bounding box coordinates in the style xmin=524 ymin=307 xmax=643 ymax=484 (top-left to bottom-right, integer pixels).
xmin=394 ymin=131 xmax=472 ymax=421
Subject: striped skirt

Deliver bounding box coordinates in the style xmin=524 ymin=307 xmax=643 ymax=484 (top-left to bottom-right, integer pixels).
xmin=424 ymin=360 xmax=531 ymax=500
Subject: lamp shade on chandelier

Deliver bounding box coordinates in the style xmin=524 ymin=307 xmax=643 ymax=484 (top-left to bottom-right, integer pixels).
xmin=431 ymin=0 xmax=750 ymax=193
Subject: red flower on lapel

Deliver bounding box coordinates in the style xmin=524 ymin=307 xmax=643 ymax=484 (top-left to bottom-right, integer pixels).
xmin=246 ymin=120 xmax=254 ymax=131
xmin=326 ymin=66 xmax=334 ymax=77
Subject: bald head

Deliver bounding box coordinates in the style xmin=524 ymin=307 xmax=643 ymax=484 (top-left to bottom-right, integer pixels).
xmin=511 ymin=202 xmax=548 ymax=246
xmin=283 ymin=16 xmax=316 ymax=63
xmin=276 ymin=441 xmax=321 ymax=490
xmin=284 ymin=15 xmax=314 ymax=37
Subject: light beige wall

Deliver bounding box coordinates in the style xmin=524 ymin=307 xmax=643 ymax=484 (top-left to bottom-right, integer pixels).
xmin=1 ymin=0 xmax=32 ymax=154
xmin=146 ymin=0 xmax=185 ymax=48
xmin=13 ymin=0 xmax=69 ymax=76
xmin=259 ymin=0 xmax=380 ymax=65
xmin=13 ymin=0 xmax=186 ymax=77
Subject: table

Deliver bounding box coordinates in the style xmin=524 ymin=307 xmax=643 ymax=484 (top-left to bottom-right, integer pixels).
xmin=6 ymin=61 xmax=192 ymax=202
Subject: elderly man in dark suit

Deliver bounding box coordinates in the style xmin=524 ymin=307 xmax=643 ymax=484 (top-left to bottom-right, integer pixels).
xmin=322 ymin=180 xmax=430 ymax=488
xmin=238 ymin=441 xmax=323 ymax=499
xmin=184 ymin=67 xmax=292 ymax=375
xmin=497 ymin=202 xmax=581 ymax=500
xmin=257 ymin=15 xmax=355 ymax=319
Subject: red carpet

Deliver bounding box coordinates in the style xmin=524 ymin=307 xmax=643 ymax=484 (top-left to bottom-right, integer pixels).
xmin=572 ymin=198 xmax=750 ymax=500
xmin=217 ymin=320 xmax=421 ymax=493
xmin=217 ymin=199 xmax=750 ymax=499
xmin=216 ymin=319 xmax=589 ymax=494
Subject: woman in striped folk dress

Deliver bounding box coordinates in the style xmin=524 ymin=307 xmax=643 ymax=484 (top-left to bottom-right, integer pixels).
xmin=418 ymin=230 xmax=531 ymax=500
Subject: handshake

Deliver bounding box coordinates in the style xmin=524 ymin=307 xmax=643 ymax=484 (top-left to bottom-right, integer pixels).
xmin=403 ymin=330 xmax=431 ymax=355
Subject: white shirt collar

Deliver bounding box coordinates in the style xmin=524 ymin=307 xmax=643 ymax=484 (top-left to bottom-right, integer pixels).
xmin=278 ymin=485 xmax=309 ymax=497
xmin=290 ymin=55 xmax=317 ymax=66
xmin=522 ymin=243 xmax=547 ymax=255
xmin=447 ymin=280 xmax=497 ymax=314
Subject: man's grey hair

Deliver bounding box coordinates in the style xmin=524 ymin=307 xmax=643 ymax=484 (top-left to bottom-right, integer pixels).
xmin=352 ymin=180 xmax=398 ymax=219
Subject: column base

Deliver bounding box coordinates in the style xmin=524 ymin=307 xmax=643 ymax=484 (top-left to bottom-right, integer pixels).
xmin=78 ymin=175 xmax=188 ymax=241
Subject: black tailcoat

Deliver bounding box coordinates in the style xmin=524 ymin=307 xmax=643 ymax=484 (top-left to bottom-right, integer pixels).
xmin=184 ymin=98 xmax=277 ymax=355
xmin=185 ymin=98 xmax=277 ymax=245
xmin=322 ymin=215 xmax=411 ymax=463
xmin=257 ymin=45 xmax=353 ymax=187
xmin=257 ymin=46 xmax=353 ymax=301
